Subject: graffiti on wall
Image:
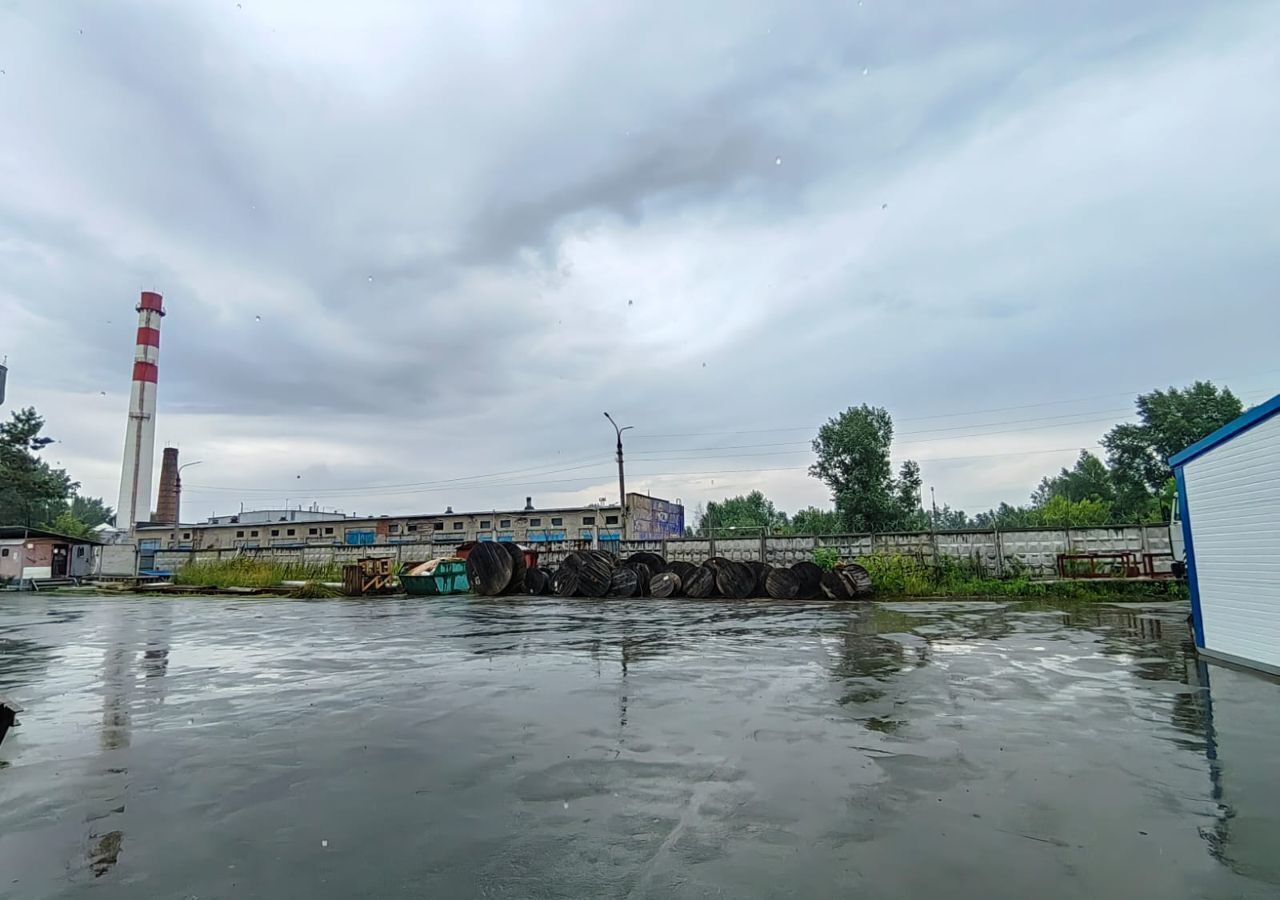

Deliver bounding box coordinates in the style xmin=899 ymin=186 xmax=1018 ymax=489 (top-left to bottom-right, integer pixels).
xmin=628 ymin=494 xmax=685 ymax=540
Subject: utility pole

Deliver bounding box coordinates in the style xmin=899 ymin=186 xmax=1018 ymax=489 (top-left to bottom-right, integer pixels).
xmin=603 ymin=413 xmax=633 ymax=540
xmin=929 ymin=485 xmax=940 ymax=570
xmin=175 ymin=460 xmax=203 ymax=530
xmin=707 ymin=504 xmax=716 ymax=558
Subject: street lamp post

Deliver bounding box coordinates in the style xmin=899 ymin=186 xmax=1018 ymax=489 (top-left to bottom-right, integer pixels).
xmin=603 ymin=413 xmax=633 ymax=540
xmin=175 ymin=460 xmax=203 ymax=528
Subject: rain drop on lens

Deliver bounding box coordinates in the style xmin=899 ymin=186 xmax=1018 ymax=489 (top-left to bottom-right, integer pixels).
xmin=775 ymin=156 xmax=782 ymax=166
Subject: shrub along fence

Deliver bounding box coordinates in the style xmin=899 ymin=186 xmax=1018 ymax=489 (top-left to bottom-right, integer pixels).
xmin=153 ymin=524 xmax=1174 ymax=582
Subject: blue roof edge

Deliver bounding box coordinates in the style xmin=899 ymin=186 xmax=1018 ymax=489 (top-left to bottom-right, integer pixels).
xmin=1168 ymin=392 xmax=1280 ymax=468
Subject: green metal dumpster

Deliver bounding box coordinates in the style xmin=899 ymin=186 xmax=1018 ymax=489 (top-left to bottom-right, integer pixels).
xmin=400 ymin=559 xmax=470 ymax=596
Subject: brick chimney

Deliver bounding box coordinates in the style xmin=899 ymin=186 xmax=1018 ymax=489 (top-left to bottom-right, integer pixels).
xmin=154 ymin=447 xmax=179 ymax=524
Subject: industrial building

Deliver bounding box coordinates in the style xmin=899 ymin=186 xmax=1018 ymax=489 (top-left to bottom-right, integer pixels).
xmin=1170 ymin=392 xmax=1280 ymax=676
xmin=0 ymin=527 xmax=101 ymax=586
xmin=134 ymin=493 xmax=685 ymax=553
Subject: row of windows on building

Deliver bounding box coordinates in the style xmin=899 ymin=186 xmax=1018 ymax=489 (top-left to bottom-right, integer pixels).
xmin=386 ymin=514 xmax=618 ymax=534
xmin=220 ymin=514 xmax=621 ymax=541
xmin=231 ymin=526 xmax=337 ymax=539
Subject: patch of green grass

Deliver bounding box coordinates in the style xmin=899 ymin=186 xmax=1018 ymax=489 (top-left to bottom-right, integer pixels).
xmin=858 ymin=554 xmax=1187 ymax=601
xmin=172 ymin=557 xmax=343 ymax=589
xmin=288 ymin=580 xmax=341 ymax=599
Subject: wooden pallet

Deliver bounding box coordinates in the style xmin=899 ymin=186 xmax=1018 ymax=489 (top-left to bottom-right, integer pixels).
xmin=342 ymin=558 xmax=396 ymax=596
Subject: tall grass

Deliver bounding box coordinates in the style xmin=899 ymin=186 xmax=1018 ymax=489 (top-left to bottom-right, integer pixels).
xmin=173 ymin=557 xmax=343 ymax=589
xmin=859 ymin=554 xmax=1186 ymax=600
xmin=289 ymin=580 xmax=341 ymax=599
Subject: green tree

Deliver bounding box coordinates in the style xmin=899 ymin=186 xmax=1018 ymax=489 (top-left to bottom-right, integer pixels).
xmin=697 ymin=491 xmax=788 ymax=535
xmin=893 ymin=460 xmax=927 ymax=530
xmin=1031 ymin=450 xmax=1115 ymax=506
xmin=1102 ymin=382 xmax=1242 ymax=516
xmin=932 ymin=505 xmax=973 ymax=530
xmin=809 ymin=405 xmax=921 ymax=533
xmin=0 ymin=407 xmax=77 ymax=527
xmin=1024 ymin=495 xmax=1113 ymax=527
xmin=49 ymin=510 xmax=96 ymax=539
xmin=1152 ymin=477 xmax=1177 ymax=523
xmin=971 ymin=503 xmax=1036 ymax=529
xmin=787 ymin=506 xmax=843 ymax=535
xmin=69 ymin=495 xmax=114 ymax=529
xmin=972 ymin=495 xmax=1115 ymax=529
xmin=41 ymin=494 xmax=116 ymax=535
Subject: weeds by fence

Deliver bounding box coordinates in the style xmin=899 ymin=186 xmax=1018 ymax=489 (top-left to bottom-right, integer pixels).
xmin=859 ymin=554 xmax=1186 ymax=600
xmin=172 ymin=558 xmax=344 ymax=589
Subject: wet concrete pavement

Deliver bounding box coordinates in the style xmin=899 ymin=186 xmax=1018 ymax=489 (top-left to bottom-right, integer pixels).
xmin=1 ymin=595 xmax=1277 ymax=899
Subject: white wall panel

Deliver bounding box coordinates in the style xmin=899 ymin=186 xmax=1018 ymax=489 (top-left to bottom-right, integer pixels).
xmin=1184 ymin=414 xmax=1280 ymax=670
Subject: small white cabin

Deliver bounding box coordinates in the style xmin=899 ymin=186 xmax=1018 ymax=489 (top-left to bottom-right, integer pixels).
xmin=1170 ymin=393 xmax=1280 ymax=675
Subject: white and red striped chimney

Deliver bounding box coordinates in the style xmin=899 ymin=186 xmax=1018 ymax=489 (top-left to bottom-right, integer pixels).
xmin=116 ymin=291 xmax=165 ymax=530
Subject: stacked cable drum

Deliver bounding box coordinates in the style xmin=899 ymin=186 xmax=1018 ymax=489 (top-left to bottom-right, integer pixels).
xmin=466 ymin=548 xmax=873 ymax=600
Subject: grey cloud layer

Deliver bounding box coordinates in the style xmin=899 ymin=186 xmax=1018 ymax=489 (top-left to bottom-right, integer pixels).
xmin=1 ymin=0 xmax=1276 ymax=515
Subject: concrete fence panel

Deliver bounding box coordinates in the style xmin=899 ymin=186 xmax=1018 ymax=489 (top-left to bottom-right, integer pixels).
xmin=1142 ymin=524 xmax=1172 ymax=555
xmin=96 ymin=543 xmax=139 ymax=576
xmin=997 ymin=530 xmax=1070 ymax=577
xmin=1068 ymin=526 xmax=1145 ymax=555
xmin=713 ymin=538 xmax=763 ymax=562
xmin=766 ymin=536 xmax=817 ymax=566
xmin=665 ymin=539 xmax=712 ymax=562
xmin=814 ymin=534 xmax=874 ymax=562
xmin=935 ymin=532 xmax=1001 ymax=575
xmin=871 ymin=533 xmax=936 ymax=561
xmin=619 ymin=540 xmax=665 ymax=557
xmin=154 ymin=550 xmax=192 ymax=571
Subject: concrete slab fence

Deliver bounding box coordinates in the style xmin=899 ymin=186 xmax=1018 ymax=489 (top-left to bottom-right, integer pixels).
xmin=148 ymin=524 xmax=1174 ymax=581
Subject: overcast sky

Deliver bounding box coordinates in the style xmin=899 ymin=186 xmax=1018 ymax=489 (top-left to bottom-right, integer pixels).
xmin=2 ymin=0 xmax=1277 ymax=523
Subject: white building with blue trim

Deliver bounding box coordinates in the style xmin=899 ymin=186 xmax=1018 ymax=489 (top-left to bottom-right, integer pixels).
xmin=1169 ymin=392 xmax=1280 ymax=675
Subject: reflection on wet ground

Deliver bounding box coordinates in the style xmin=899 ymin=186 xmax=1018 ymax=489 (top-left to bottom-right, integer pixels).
xmin=1 ymin=595 xmax=1277 ymax=899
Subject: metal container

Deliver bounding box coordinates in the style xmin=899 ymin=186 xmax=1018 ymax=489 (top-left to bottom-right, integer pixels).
xmin=401 ymin=560 xmax=470 ymax=596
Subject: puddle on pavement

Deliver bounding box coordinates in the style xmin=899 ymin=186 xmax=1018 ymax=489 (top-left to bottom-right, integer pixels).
xmin=1 ymin=594 xmax=1277 ymax=899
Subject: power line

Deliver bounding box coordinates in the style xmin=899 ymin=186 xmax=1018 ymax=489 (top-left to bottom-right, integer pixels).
xmin=185 ymin=417 xmax=1126 ymax=499
xmin=179 ymin=382 xmax=1275 ymax=505
xmin=913 ymin=446 xmax=1091 ymax=464
xmin=625 ymin=407 xmax=1137 ymax=457
xmin=900 ymin=414 xmax=1133 ymax=445
xmin=626 ymin=371 xmax=1280 ymax=440
xmin=182 ymin=446 xmax=1094 ymax=503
